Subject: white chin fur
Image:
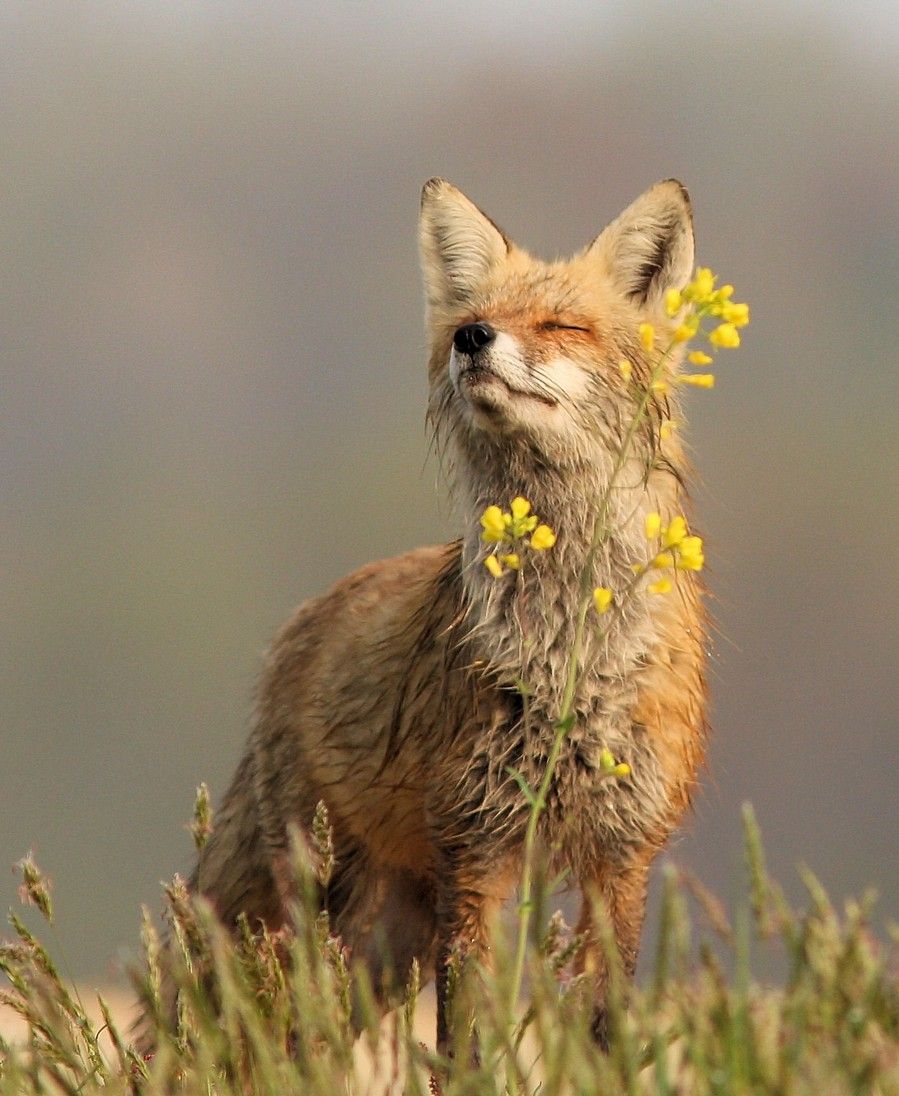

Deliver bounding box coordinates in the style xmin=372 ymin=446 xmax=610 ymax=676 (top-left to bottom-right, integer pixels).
xmin=450 ymin=331 xmax=590 ymax=438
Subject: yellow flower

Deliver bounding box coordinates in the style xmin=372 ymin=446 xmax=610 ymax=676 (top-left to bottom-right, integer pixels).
xmin=613 ymin=763 xmax=631 ymax=778
xmin=618 ymin=359 xmax=632 ymax=381
xmin=709 ymin=323 xmax=740 ymax=349
xmin=648 ymin=577 xmax=672 ymax=595
xmin=651 ymin=379 xmax=668 ymax=395
xmin=680 ymin=373 xmax=715 ymax=388
xmin=675 ymin=535 xmax=704 ymax=571
xmin=530 ymin=524 xmax=557 ymax=550
xmin=715 ymin=284 xmax=734 ymax=301
xmin=639 ymin=322 xmax=655 ymax=352
xmin=593 ymin=586 xmax=614 ymax=614
xmin=501 ymin=553 xmax=521 ymax=570
xmin=665 ymin=288 xmax=683 ymax=316
xmin=662 ymin=515 xmax=687 ymax=548
xmin=651 ymin=551 xmax=675 ymax=569
xmin=659 ymin=419 xmax=677 ymax=440
xmin=722 ymin=301 xmax=750 ymax=327
xmin=644 ymin=512 xmax=661 ymax=540
xmin=484 ymin=554 xmax=504 ymax=578
xmin=672 ymin=323 xmax=695 ymax=343
xmin=480 ymin=505 xmax=507 ymax=543
xmin=688 ymin=350 xmax=713 ymax=365
xmin=507 ymin=498 xmax=538 ymax=537
xmin=691 ymin=267 xmax=716 ymax=301
xmin=598 ymin=748 xmax=617 ymax=772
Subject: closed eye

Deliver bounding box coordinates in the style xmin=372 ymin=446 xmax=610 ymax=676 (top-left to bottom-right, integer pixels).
xmin=540 ymin=321 xmax=591 ymax=333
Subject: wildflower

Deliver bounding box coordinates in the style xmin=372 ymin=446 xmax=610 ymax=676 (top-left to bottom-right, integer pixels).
xmin=618 ymin=359 xmax=632 ymax=381
xmin=665 ymin=288 xmax=683 ymax=316
xmin=659 ymin=419 xmax=677 ymax=439
xmin=651 ymin=379 xmax=668 ymax=395
xmin=688 ymin=267 xmax=716 ymax=302
xmin=644 ymin=512 xmax=661 ymax=540
xmin=530 ymin=524 xmax=557 ymax=550
xmin=688 ymin=350 xmax=713 ymax=365
xmin=593 ymin=586 xmax=614 ymax=614
xmin=480 ymin=505 xmax=506 ymax=543
xmin=484 ymin=554 xmax=504 ymax=578
xmin=679 ymin=373 xmax=715 ymax=388
xmin=675 ymin=535 xmax=705 ymax=571
xmin=648 ymin=577 xmax=672 ymax=595
xmin=722 ymin=301 xmax=750 ymax=327
xmin=638 ymin=322 xmax=655 ymax=352
xmin=651 ymin=551 xmax=675 ymax=569
xmin=662 ymin=516 xmax=687 ymax=548
xmin=508 ymin=498 xmax=538 ymax=537
xmin=480 ymin=498 xmax=553 ymax=563
xmin=672 ymin=323 xmax=696 ymax=343
xmin=709 ymin=322 xmax=740 ymax=349
xmin=598 ymin=748 xmax=616 ymax=772
xmin=598 ymin=749 xmax=630 ymax=778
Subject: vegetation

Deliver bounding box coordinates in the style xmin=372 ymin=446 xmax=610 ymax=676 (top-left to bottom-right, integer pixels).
xmin=2 ymin=806 xmax=897 ymax=1094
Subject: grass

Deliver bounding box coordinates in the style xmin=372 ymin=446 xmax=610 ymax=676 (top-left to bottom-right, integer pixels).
xmin=2 ymin=805 xmax=897 ymax=1095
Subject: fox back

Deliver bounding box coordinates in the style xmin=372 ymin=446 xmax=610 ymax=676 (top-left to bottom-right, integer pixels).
xmin=173 ymin=178 xmax=708 ymax=1051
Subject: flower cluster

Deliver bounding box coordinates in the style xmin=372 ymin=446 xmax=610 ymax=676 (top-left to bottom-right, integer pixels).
xmin=622 ymin=267 xmax=750 ymax=399
xmin=591 ymin=512 xmax=703 ymax=612
xmin=636 ymin=511 xmax=704 ymax=594
xmin=481 ymin=497 xmax=556 ymax=576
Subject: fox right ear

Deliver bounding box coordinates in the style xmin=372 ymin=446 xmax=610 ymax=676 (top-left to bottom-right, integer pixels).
xmin=586 ymin=180 xmax=694 ymax=308
xmin=419 ymin=179 xmax=510 ymax=309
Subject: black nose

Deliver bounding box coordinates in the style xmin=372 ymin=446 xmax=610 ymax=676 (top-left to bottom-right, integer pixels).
xmin=453 ymin=322 xmax=496 ymax=356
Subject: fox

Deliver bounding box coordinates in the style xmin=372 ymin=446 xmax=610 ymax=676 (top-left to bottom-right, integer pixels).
xmin=150 ymin=178 xmax=707 ymax=1053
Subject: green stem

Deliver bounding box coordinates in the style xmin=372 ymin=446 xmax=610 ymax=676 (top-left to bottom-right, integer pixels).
xmin=507 ymin=339 xmax=677 ymax=1024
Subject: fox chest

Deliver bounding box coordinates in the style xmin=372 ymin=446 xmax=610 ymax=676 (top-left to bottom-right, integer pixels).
xmin=431 ymin=683 xmax=675 ymax=869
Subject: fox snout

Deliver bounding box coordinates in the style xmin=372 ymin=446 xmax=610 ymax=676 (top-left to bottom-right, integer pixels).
xmin=453 ymin=322 xmax=496 ymax=356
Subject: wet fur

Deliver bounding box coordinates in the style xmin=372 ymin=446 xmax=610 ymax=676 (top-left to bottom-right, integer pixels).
xmin=146 ymin=179 xmax=708 ymax=1051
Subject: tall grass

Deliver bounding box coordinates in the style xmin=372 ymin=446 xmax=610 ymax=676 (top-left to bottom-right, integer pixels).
xmin=2 ymin=805 xmax=897 ymax=1094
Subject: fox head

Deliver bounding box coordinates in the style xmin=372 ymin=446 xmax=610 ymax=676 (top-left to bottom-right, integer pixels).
xmin=419 ymin=179 xmax=695 ymax=498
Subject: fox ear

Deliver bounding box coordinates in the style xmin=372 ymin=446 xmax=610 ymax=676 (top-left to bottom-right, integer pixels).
xmin=587 ymin=180 xmax=694 ymax=306
xmin=419 ymin=179 xmax=510 ymax=308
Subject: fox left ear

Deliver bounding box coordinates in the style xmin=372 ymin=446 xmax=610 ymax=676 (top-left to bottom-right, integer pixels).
xmin=419 ymin=178 xmax=510 ymax=309
xmin=587 ymin=180 xmax=694 ymax=307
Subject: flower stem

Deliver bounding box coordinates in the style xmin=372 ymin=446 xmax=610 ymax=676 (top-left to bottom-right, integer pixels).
xmin=507 ymin=341 xmax=676 ymax=1024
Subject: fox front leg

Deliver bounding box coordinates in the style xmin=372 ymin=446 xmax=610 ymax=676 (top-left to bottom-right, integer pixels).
xmin=434 ymin=886 xmax=490 ymax=1061
xmin=575 ymin=851 xmax=655 ymax=1050
xmin=433 ymin=864 xmax=515 ymax=1061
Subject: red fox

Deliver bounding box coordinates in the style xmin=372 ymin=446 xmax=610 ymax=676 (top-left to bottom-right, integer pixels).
xmin=163 ymin=179 xmax=707 ymax=1050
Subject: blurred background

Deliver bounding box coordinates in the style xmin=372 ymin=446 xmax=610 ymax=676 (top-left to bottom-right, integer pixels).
xmin=2 ymin=1 xmax=896 ymax=983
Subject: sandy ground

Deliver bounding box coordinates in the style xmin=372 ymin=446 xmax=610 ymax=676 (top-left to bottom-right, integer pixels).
xmin=0 ymin=983 xmax=136 ymax=1047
